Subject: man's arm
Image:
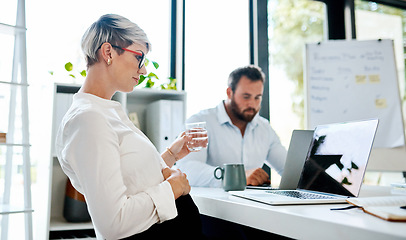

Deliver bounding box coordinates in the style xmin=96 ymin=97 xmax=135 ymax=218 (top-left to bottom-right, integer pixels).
xmin=175 ymin=148 xmax=221 ymax=187
xmin=266 ymin=127 xmax=288 ymax=176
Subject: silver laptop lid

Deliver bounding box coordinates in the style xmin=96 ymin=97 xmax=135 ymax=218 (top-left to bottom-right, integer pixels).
xmin=297 ymin=119 xmax=379 ymax=197
xmin=279 ymin=130 xmax=314 ymax=190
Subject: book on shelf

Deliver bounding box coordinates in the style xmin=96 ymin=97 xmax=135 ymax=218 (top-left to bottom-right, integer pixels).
xmin=347 ymin=195 xmax=406 ymax=222
xmin=0 ymin=132 xmax=6 ymax=143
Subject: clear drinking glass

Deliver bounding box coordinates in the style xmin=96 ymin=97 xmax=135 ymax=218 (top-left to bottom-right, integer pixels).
xmin=185 ymin=122 xmax=208 ymax=152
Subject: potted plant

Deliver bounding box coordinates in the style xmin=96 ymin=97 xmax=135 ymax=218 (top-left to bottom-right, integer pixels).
xmin=50 ymin=59 xmax=177 ymax=90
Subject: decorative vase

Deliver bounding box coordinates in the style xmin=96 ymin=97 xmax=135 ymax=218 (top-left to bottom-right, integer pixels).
xmin=63 ymin=178 xmax=91 ymax=222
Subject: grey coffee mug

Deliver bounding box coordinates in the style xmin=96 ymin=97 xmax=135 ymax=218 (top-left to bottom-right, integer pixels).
xmin=214 ymin=163 xmax=247 ymax=191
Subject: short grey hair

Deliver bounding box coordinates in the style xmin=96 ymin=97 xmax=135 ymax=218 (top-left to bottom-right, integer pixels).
xmin=81 ymin=14 xmax=151 ymax=68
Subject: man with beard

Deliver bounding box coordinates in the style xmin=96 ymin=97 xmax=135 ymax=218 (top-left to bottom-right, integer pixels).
xmin=176 ymin=65 xmax=287 ymax=187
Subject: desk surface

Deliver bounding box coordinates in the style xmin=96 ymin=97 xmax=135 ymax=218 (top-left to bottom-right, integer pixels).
xmin=190 ymin=185 xmax=406 ymax=240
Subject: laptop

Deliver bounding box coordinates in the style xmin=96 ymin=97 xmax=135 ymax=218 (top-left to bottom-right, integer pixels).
xmin=246 ymin=130 xmax=314 ymax=190
xmin=231 ymin=119 xmax=379 ymax=205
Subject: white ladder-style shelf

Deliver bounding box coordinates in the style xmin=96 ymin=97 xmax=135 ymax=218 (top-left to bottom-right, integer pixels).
xmin=0 ymin=0 xmax=33 ymax=239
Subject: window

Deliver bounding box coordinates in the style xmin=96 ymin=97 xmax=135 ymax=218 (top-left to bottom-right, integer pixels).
xmin=0 ymin=2 xmax=17 ymax=26
xmin=184 ymin=0 xmax=250 ymax=117
xmin=267 ymin=0 xmax=325 ymax=184
xmin=268 ymin=0 xmax=325 ymax=147
xmin=0 ymin=34 xmax=15 ymax=132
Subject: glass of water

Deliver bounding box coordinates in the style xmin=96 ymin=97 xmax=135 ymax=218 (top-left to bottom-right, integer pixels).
xmin=185 ymin=122 xmax=208 ymax=152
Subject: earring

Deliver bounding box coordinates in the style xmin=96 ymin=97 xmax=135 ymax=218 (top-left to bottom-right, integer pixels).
xmin=107 ymin=58 xmax=112 ymax=65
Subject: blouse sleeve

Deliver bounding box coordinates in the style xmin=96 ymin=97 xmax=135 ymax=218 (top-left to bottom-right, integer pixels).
xmin=57 ymin=110 xmax=177 ymax=239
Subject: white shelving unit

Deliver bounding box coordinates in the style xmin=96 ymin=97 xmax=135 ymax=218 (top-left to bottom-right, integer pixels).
xmin=0 ymin=0 xmax=33 ymax=239
xmin=41 ymin=83 xmax=186 ymax=239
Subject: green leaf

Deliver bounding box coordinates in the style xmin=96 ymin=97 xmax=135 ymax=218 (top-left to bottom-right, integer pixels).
xmin=145 ymin=79 xmax=155 ymax=88
xmin=138 ymin=75 xmax=146 ymax=86
xmin=49 ymin=71 xmax=54 ymax=76
xmin=147 ymin=72 xmax=158 ymax=79
xmin=152 ymin=61 xmax=159 ymax=69
xmin=65 ymin=62 xmax=73 ymax=72
xmin=161 ymin=77 xmax=177 ymax=90
xmin=169 ymin=77 xmax=177 ymax=84
xmin=80 ymin=70 xmax=87 ymax=77
xmin=69 ymin=74 xmax=76 ymax=78
xmin=145 ymin=58 xmax=149 ymax=67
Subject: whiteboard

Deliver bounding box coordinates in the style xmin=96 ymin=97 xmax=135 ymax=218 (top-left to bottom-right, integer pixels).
xmin=305 ymin=39 xmax=404 ymax=148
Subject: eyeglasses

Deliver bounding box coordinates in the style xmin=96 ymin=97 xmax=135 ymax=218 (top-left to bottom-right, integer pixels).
xmin=111 ymin=44 xmax=146 ymax=69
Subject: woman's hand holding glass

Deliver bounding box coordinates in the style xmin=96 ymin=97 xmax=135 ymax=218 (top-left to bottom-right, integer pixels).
xmin=166 ymin=122 xmax=208 ymax=164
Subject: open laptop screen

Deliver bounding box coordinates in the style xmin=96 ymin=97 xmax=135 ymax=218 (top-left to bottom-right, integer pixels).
xmin=297 ymin=119 xmax=379 ymax=197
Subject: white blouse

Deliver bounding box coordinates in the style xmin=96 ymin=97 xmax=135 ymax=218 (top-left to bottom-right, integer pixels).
xmin=55 ymin=93 xmax=177 ymax=240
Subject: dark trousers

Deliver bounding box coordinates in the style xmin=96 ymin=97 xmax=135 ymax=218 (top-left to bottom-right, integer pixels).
xmin=121 ymin=194 xmax=205 ymax=240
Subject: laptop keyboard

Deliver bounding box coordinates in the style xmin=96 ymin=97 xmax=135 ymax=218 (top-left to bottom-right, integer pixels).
xmin=266 ymin=190 xmax=337 ymax=199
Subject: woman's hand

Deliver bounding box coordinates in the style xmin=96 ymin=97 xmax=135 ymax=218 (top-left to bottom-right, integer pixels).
xmin=169 ymin=132 xmax=192 ymax=160
xmin=170 ymin=131 xmax=208 ymax=159
xmin=161 ymin=132 xmax=190 ymax=167
xmin=162 ymin=131 xmax=208 ymax=167
xmin=162 ymin=167 xmax=190 ymax=199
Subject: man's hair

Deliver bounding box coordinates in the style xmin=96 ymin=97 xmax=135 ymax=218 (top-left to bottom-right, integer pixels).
xmin=227 ymin=65 xmax=265 ymax=92
xmin=81 ymin=14 xmax=151 ymax=68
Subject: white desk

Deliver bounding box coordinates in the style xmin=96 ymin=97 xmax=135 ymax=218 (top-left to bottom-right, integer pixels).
xmin=190 ymin=185 xmax=406 ymax=240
